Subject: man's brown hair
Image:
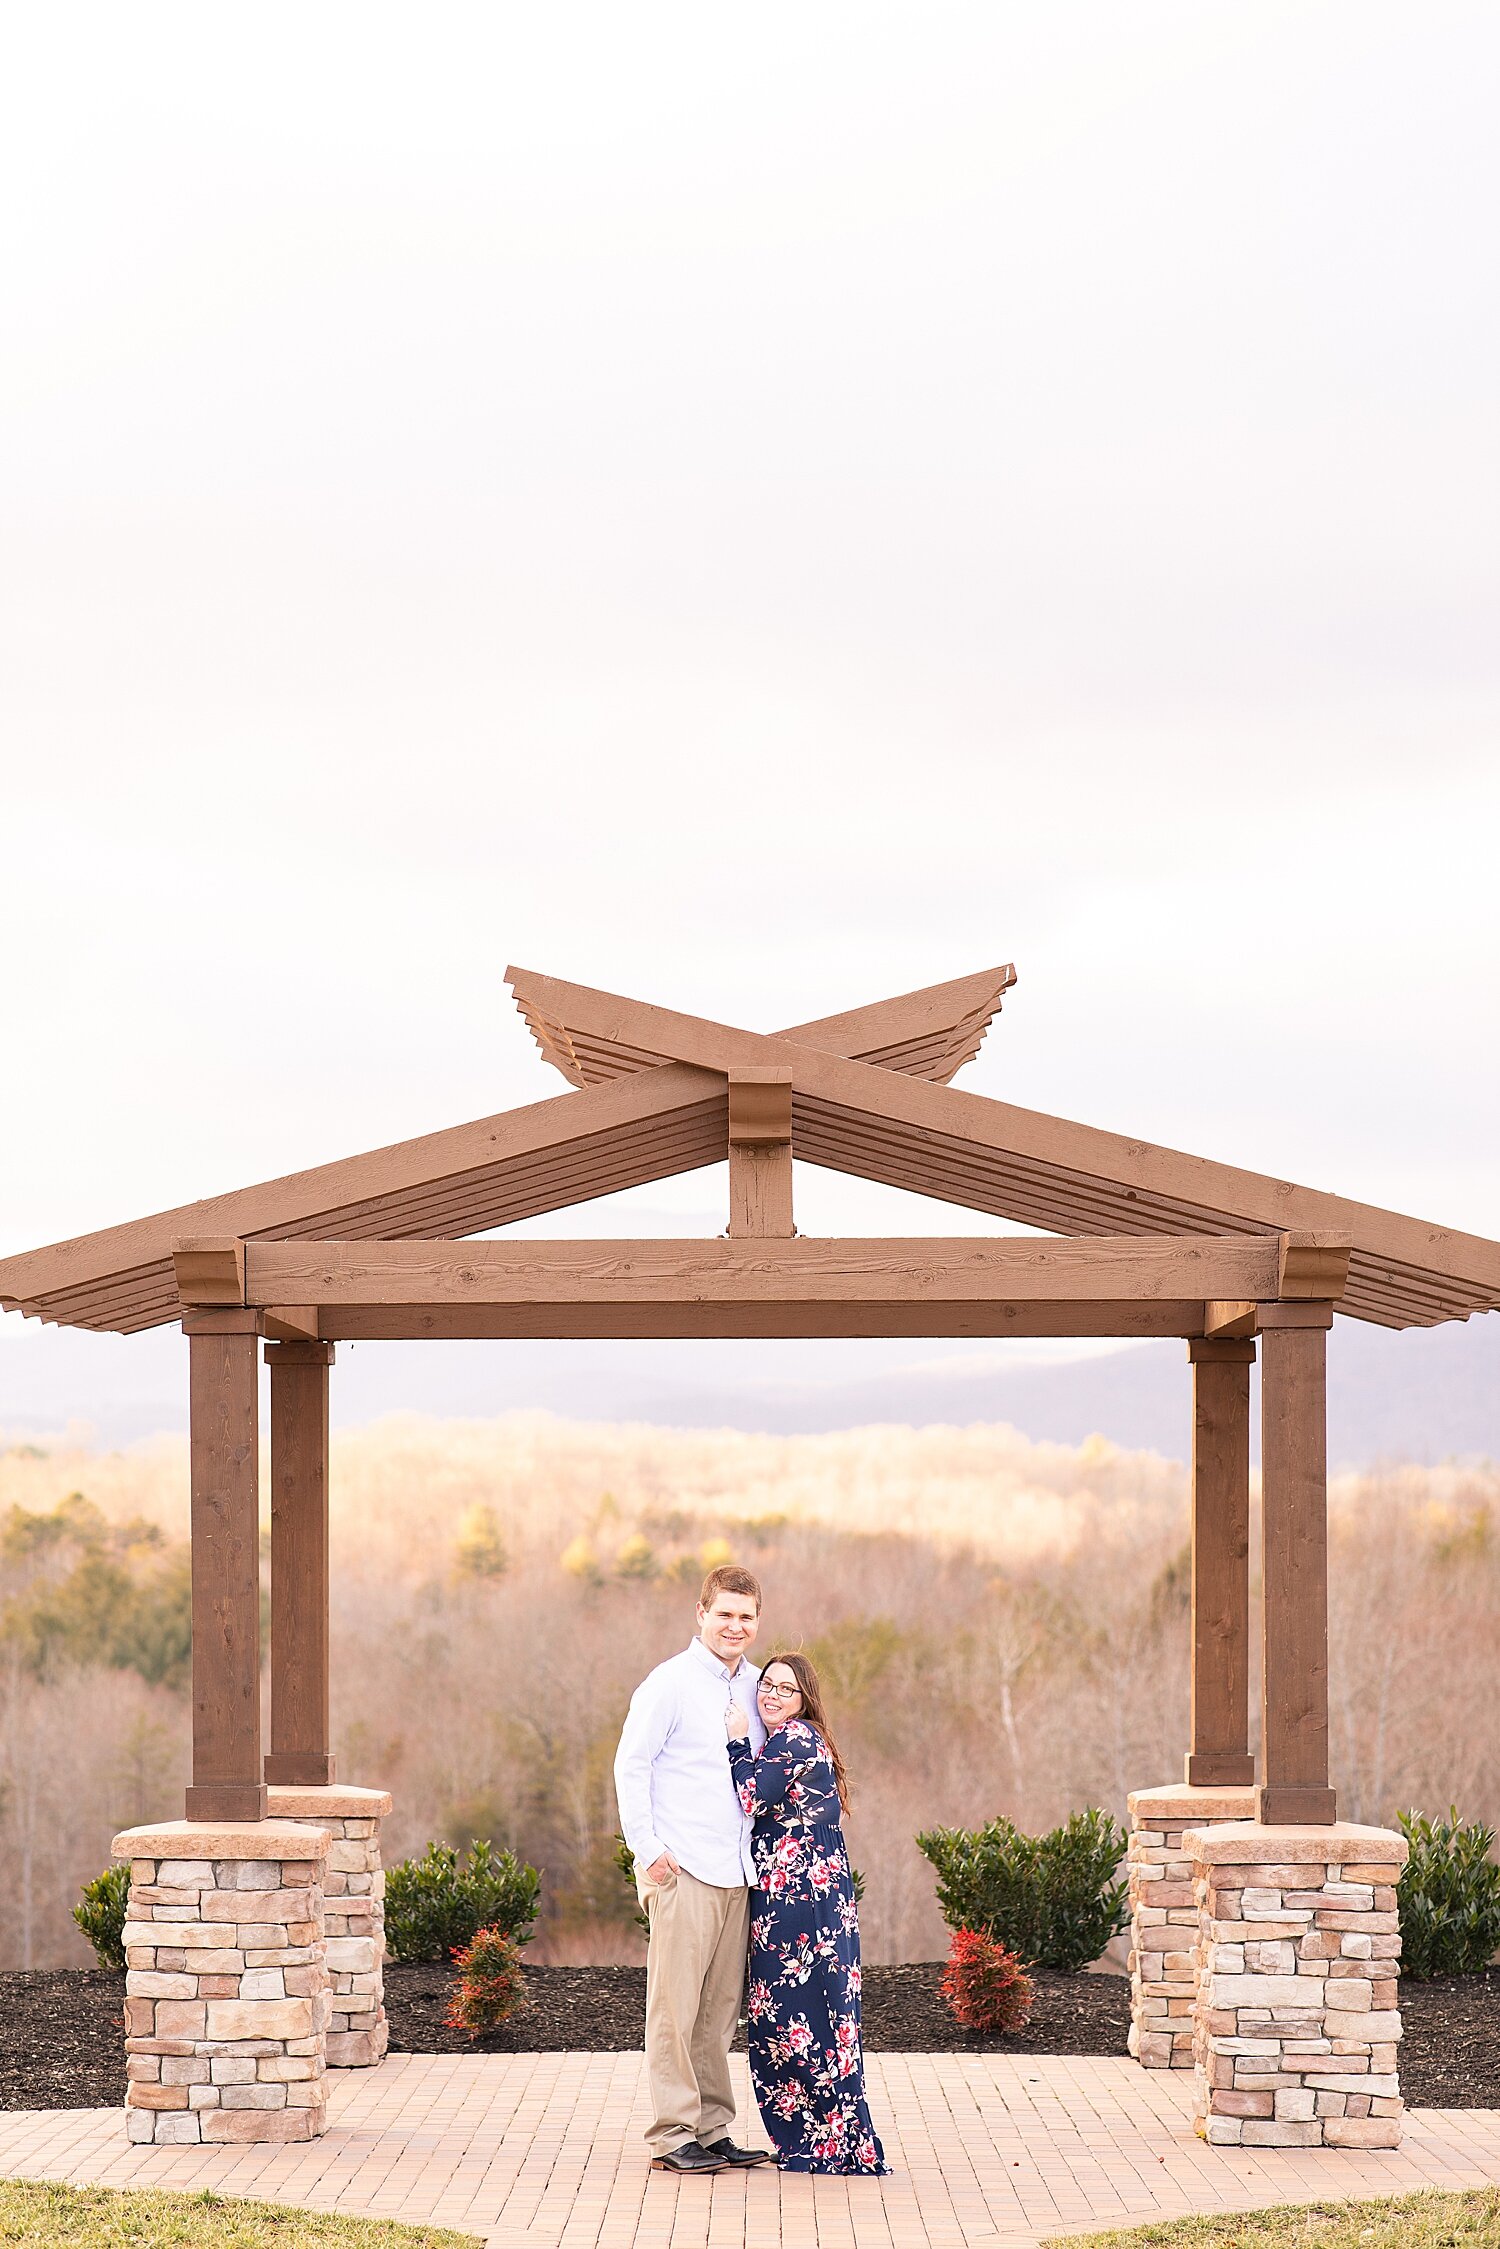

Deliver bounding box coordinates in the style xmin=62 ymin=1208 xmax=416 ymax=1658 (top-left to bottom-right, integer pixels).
xmin=699 ymin=1562 xmax=762 ymax=1611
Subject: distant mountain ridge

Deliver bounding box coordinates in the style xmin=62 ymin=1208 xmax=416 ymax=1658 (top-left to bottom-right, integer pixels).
xmin=3 ymin=1309 xmax=1496 ymax=1467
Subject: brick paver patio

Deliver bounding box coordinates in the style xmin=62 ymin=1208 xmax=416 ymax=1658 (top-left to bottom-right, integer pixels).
xmin=3 ymin=2054 xmax=1500 ymax=2247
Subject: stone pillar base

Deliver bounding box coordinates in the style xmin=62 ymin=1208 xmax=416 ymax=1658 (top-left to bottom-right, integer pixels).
xmin=1186 ymin=1820 xmax=1408 ymax=2149
xmin=266 ymin=1786 xmax=392 ymax=2066
xmin=113 ymin=1818 xmax=331 ymax=2145
xmin=1128 ymin=1784 xmax=1256 ymax=2067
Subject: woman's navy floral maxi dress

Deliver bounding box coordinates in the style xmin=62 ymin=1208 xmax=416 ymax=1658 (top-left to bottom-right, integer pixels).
xmin=726 ymin=1720 xmax=887 ymax=2174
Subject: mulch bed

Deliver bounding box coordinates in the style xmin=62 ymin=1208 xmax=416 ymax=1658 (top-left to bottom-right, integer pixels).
xmin=381 ymin=1961 xmax=1130 ymax=2057
xmin=4 ymin=1963 xmax=1497 ymax=2112
xmin=0 ymin=1972 xmax=128 ymax=2113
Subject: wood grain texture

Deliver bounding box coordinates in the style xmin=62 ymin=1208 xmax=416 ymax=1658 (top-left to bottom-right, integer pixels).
xmin=1278 ymin=1231 xmax=1353 ymax=1298
xmin=241 ymin=1234 xmax=1282 ymax=1307
xmin=172 ymin=1240 xmax=245 ymax=1306
xmin=263 ymin=1342 xmax=335 ymax=1789
xmin=727 ymin=1069 xmax=793 ymax=1144
xmin=779 ymin=965 xmax=1016 ymax=1081
xmin=728 ymin=1145 xmax=795 ymax=1237
xmin=1255 ymin=1301 xmax=1336 ymax=1329
xmin=511 ymin=963 xmax=1017 ymax=1090
xmin=726 ymin=1068 xmax=795 ymax=1233
xmin=180 ymin=1307 xmax=262 ymax=1336
xmin=1185 ymin=1342 xmax=1255 ymax=1788
xmin=185 ymin=1330 xmax=266 ymax=1823
xmin=1258 ymin=1323 xmax=1338 ymax=1825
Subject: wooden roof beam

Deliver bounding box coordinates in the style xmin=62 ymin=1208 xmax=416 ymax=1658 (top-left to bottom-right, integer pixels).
xmin=0 ymin=1064 xmax=726 ymax=1311
xmin=239 ymin=1233 xmax=1288 ymax=1309
xmin=503 ymin=971 xmax=1500 ymax=1300
xmin=780 ymin=965 xmax=1016 ymax=1078
xmin=506 ymin=962 xmax=1017 ymax=1090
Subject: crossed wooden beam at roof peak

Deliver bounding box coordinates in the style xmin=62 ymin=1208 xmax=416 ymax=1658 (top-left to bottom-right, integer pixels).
xmin=505 ymin=962 xmax=1018 ymax=1090
xmin=2 ymin=961 xmax=1499 ymax=1335
xmin=507 ymin=966 xmax=1500 ymax=1328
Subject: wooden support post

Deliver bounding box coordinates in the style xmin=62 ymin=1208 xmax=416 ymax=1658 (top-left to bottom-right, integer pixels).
xmin=184 ymin=1313 xmax=267 ymax=1822
xmin=1184 ymin=1338 xmax=1255 ymax=1787
xmin=1257 ymin=1313 xmax=1338 ymax=1824
xmin=264 ymin=1340 xmax=337 ymax=1787
xmin=727 ymin=1068 xmax=794 ymax=1236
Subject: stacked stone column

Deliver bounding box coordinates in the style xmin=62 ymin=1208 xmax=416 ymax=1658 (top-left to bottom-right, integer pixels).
xmin=113 ymin=1819 xmax=332 ymax=2145
xmin=1186 ymin=1821 xmax=1407 ymax=2149
xmin=267 ymin=1785 xmax=392 ymax=2065
xmin=1127 ymin=1784 xmax=1255 ymax=2067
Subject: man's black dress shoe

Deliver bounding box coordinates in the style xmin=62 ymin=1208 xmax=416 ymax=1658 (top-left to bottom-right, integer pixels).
xmin=653 ymin=2141 xmax=729 ymax=2173
xmin=702 ymin=2137 xmax=773 ymax=2168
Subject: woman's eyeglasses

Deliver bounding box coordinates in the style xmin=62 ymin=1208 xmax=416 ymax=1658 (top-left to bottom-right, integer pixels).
xmin=759 ymin=1681 xmax=801 ymax=1700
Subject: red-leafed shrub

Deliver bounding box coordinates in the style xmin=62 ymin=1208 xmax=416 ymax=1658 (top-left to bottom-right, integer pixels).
xmin=444 ymin=1924 xmax=528 ymax=2038
xmin=939 ymin=1926 xmax=1034 ymax=2033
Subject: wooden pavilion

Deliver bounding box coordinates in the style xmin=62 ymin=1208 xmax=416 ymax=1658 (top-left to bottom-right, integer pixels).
xmin=4 ymin=964 xmax=1499 ymax=1835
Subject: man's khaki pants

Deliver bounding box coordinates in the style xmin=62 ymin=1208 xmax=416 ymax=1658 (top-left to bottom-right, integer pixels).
xmin=639 ymin=1867 xmax=750 ymax=2158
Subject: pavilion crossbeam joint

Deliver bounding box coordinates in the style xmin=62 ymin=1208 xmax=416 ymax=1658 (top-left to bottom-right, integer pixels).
xmin=172 ymin=1237 xmax=247 ymax=1307
xmin=727 ymin=1067 xmax=793 ymax=1145
xmin=1278 ymin=1229 xmax=1352 ymax=1301
xmin=727 ymin=1066 xmax=794 ymax=1237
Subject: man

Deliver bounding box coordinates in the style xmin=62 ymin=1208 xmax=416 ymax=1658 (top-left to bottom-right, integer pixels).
xmin=614 ymin=1562 xmax=773 ymax=2174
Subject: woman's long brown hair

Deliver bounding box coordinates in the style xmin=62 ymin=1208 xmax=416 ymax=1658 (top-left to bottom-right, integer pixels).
xmin=760 ymin=1651 xmax=850 ymax=1813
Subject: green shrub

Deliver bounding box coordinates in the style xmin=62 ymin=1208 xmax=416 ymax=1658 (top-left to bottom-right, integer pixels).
xmin=444 ymin=1925 xmax=528 ymax=2037
xmin=74 ymin=1863 xmax=130 ymax=1969
xmin=916 ymin=1806 xmax=1127 ymax=1972
xmin=384 ymin=1840 xmax=541 ymax=1963
xmin=1397 ymin=1807 xmax=1500 ymax=1979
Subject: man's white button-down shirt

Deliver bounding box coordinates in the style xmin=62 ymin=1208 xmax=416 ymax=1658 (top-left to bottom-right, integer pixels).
xmin=614 ymin=1638 xmax=767 ymax=1888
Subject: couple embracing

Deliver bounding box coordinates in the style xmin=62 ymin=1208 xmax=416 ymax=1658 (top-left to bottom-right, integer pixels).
xmin=613 ymin=1562 xmax=887 ymax=2178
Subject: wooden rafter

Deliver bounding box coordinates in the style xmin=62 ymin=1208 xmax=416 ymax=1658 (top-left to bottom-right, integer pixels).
xmin=0 ymin=1064 xmax=726 ymax=1330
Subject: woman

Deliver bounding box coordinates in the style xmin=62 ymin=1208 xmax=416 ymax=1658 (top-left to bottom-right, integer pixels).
xmin=725 ymin=1652 xmax=887 ymax=2175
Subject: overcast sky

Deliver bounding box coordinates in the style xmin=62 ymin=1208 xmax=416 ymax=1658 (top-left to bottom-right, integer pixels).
xmin=3 ymin=4 xmax=1498 ymax=1438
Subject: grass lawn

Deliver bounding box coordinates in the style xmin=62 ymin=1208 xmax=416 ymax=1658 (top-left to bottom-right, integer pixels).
xmin=1044 ymin=2187 xmax=1500 ymax=2247
xmin=0 ymin=2181 xmax=482 ymax=2247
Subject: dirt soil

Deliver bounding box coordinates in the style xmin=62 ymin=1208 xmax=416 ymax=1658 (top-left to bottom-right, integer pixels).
xmin=3 ymin=1963 xmax=1495 ymax=2111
